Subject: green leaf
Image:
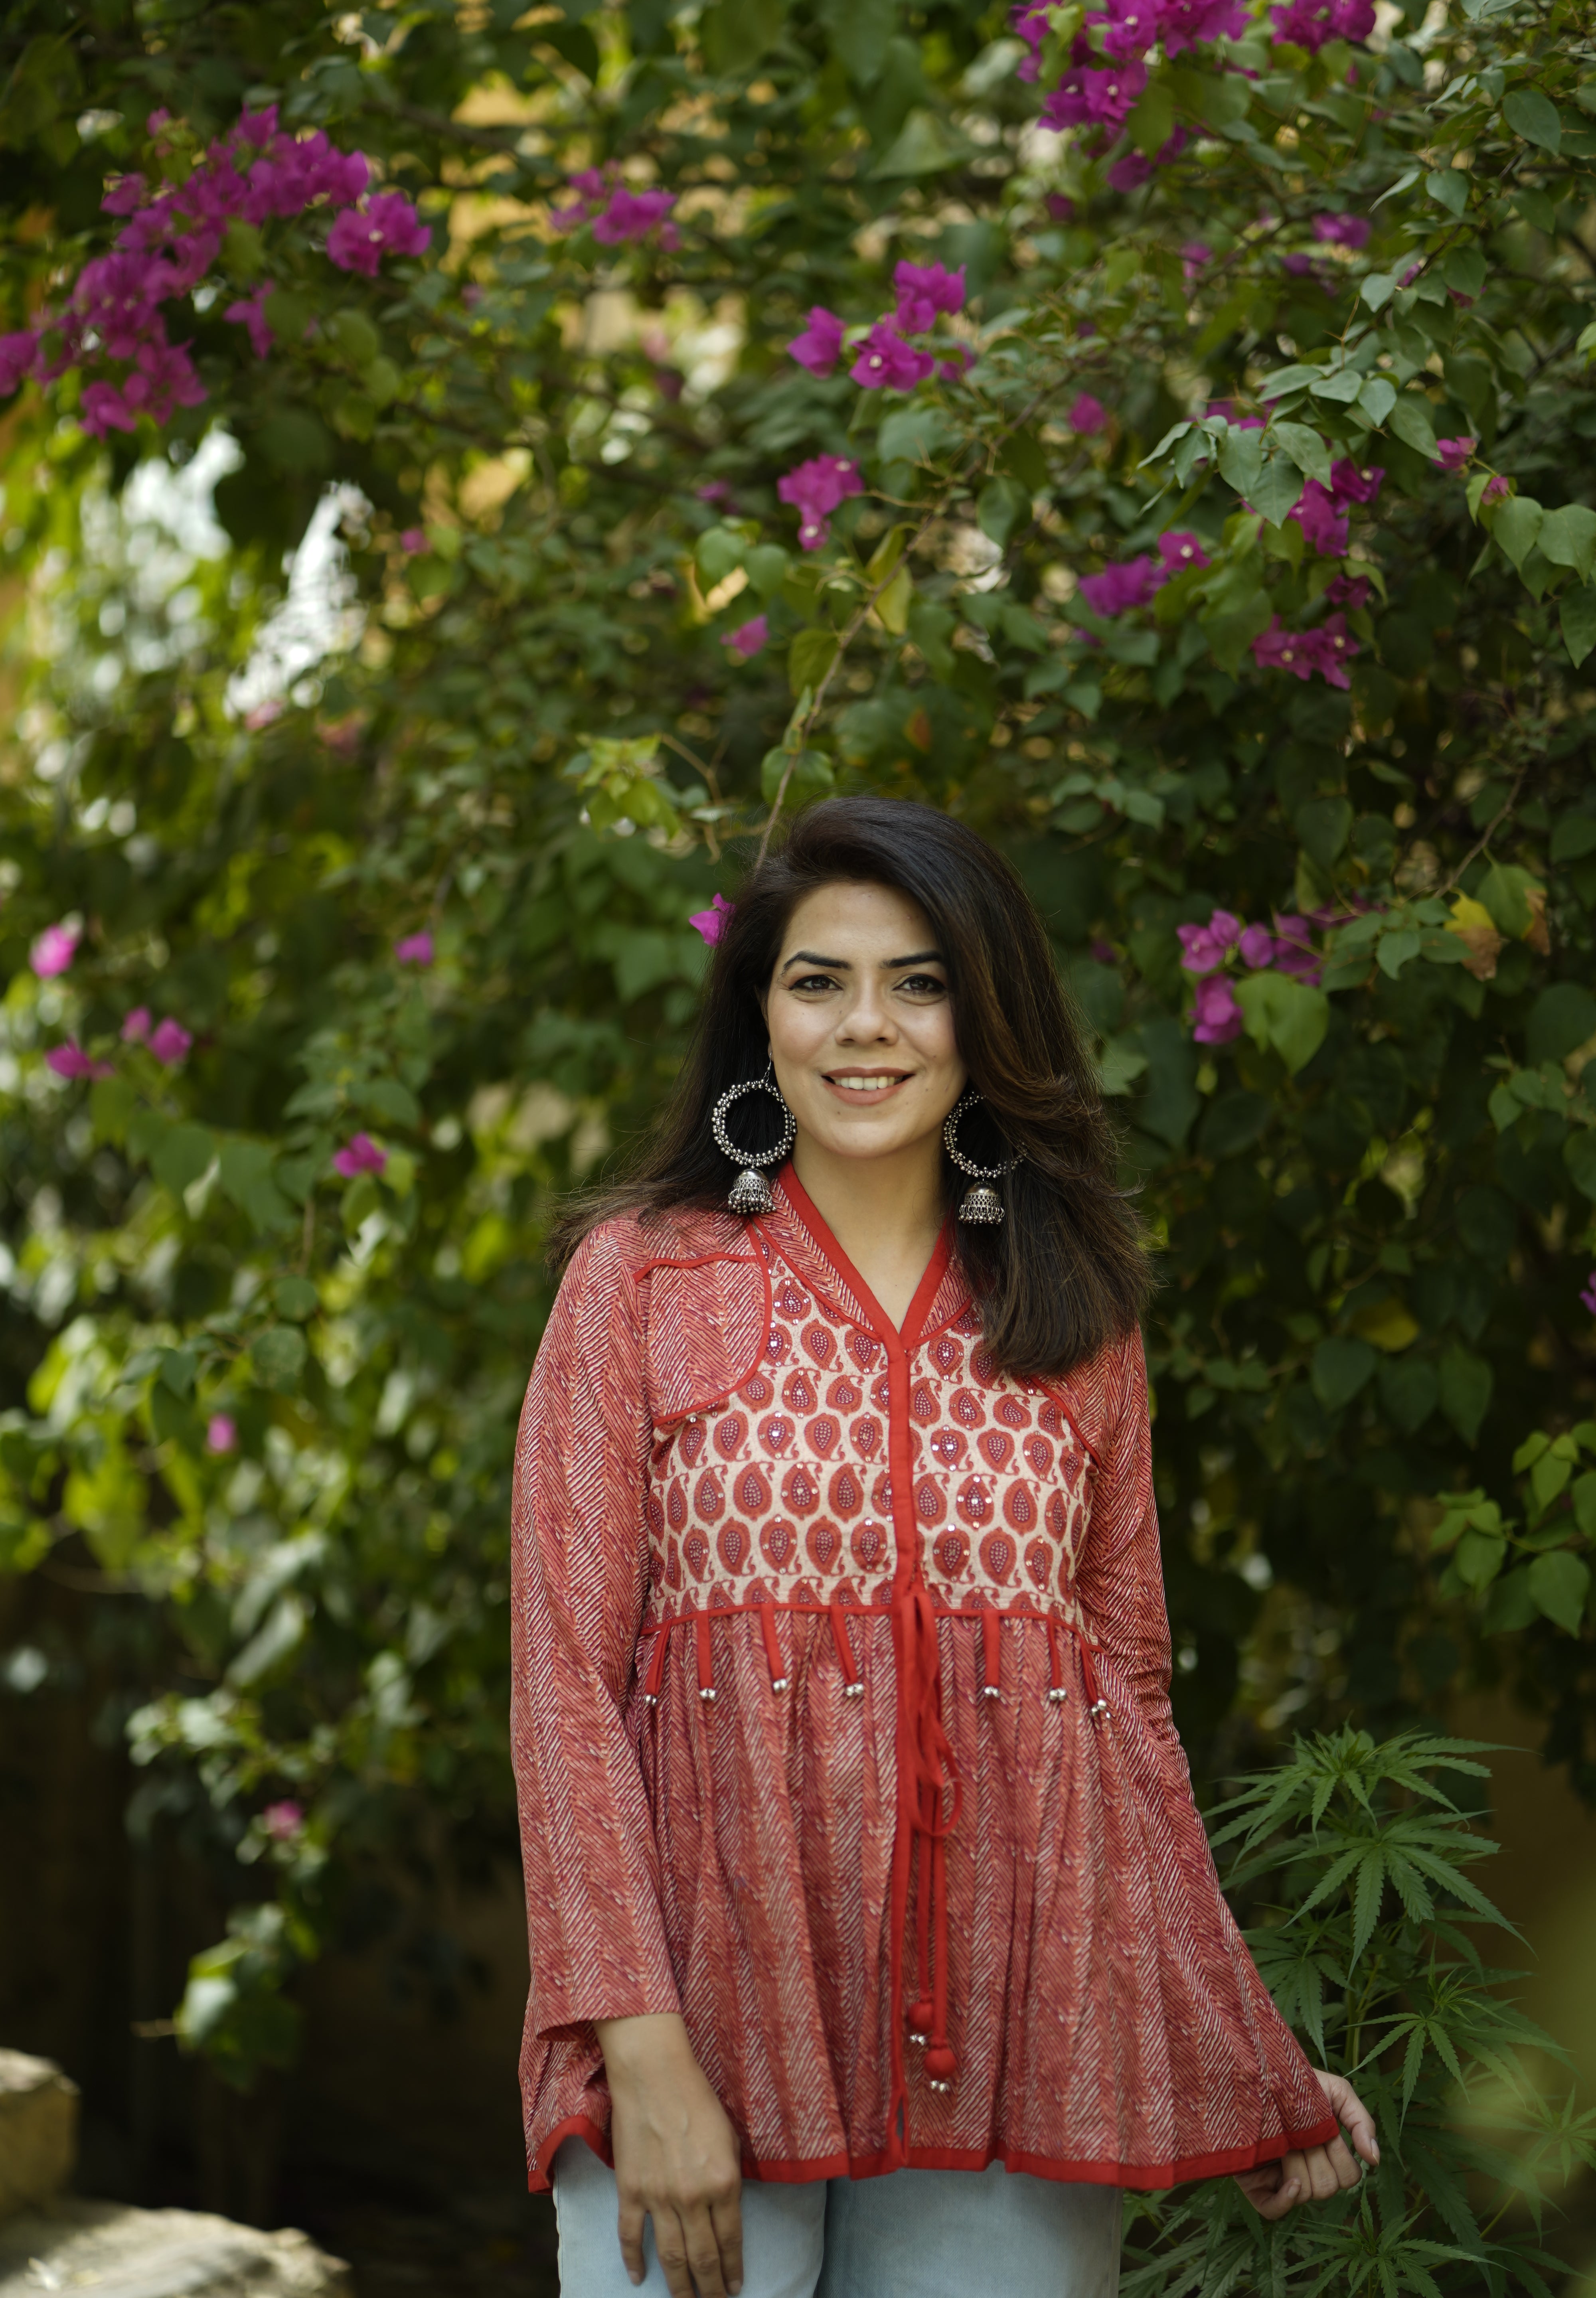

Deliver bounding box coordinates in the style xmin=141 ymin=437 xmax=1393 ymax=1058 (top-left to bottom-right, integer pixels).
xmin=977 ymin=476 xmax=1030 ymax=546
xmin=1526 ymin=983 xmax=1596 ymax=1064
xmin=1489 ymin=494 xmax=1543 ymax=571
xmin=1389 ymin=395 xmax=1439 ymax=459
xmin=1528 ymin=1548 xmax=1590 ymax=1633
xmin=1312 ymin=1336 xmax=1379 ymax=1411
xmin=1561 ymin=585 xmax=1596 ymax=669
xmin=1440 ymin=1345 xmax=1493 ymax=1444
xmin=1250 ymin=452 xmax=1304 ymax=528
xmin=788 ymin=628 xmax=839 ymax=697
xmin=1563 ymin=1128 xmax=1596 ymax=1201
xmin=871 ymin=107 xmax=971 ymax=177
xmin=695 ymin=526 xmax=745 ymax=586
xmin=1359 ymin=376 xmax=1397 ymax=427
xmin=250 ymin=1325 xmax=308 ymax=1395
xmin=1478 ymin=859 xmax=1534 ymax=936
xmin=1503 ymin=85 xmax=1562 ymax=153
xmin=1232 ymin=971 xmax=1329 ymax=1074
xmin=217 ymin=1139 xmax=294 ymax=1235
xmin=1294 ymin=796 xmax=1352 ymax=868
xmin=701 ymin=0 xmax=786 ymax=72
xmin=1440 ymin=245 xmax=1487 ymax=298
xmin=817 ymin=0 xmax=893 ymax=85
xmin=1537 ymin=505 xmax=1596 ymax=582
xmin=1125 ymin=79 xmax=1175 ymax=157
xmin=1272 ymin=422 xmax=1333 ymax=487
xmin=745 ymin=545 xmax=789 ymax=601
xmin=152 ymin=1123 xmax=216 ymax=1197
xmin=1426 ymin=168 xmax=1469 ymax=216
xmin=273 ymin=1277 xmax=319 ymax=1321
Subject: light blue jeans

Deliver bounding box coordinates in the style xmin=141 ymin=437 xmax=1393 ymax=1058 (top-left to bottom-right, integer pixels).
xmin=552 ymin=2137 xmax=1122 ymax=2298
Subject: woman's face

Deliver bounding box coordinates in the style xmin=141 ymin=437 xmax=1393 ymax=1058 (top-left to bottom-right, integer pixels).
xmin=763 ymin=881 xmax=967 ymax=1164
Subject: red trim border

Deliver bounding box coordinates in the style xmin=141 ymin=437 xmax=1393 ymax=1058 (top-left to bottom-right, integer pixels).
xmin=532 ymin=2112 xmax=1343 ymax=2196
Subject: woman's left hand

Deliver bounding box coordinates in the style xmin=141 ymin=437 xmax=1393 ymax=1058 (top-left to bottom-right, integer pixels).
xmin=1234 ymin=2069 xmax=1379 ymax=2221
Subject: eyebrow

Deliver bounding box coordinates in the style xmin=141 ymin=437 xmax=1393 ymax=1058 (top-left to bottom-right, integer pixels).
xmin=780 ymin=949 xmax=944 ymax=973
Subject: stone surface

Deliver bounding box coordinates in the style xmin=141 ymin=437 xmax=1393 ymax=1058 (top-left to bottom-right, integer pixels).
xmin=0 ymin=2053 xmax=78 ymax=2223
xmin=0 ymin=2200 xmax=351 ymax=2298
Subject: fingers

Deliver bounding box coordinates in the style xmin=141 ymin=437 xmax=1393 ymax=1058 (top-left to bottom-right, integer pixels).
xmin=710 ymin=2189 xmax=745 ymax=2297
xmin=1250 ymin=2168 xmax=1303 ymax=2222
xmin=617 ymin=2195 xmax=648 ymax=2288
xmin=1323 ymin=2133 xmax=1361 ymax=2190
xmin=1329 ymin=2075 xmax=1381 ymax=2166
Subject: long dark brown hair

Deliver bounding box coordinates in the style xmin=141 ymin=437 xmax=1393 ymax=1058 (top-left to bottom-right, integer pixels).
xmin=549 ymin=798 xmax=1153 ymax=1379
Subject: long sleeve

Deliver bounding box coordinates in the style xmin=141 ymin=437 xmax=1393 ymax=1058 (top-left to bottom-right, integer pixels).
xmin=1073 ymin=1327 xmax=1184 ymax=1758
xmin=510 ymin=1223 xmax=681 ymax=2036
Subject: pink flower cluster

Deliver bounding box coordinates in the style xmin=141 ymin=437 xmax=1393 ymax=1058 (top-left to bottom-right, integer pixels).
xmin=551 ymin=170 xmax=678 ymax=247
xmin=1016 ymin=0 xmax=1243 ymax=93
xmin=1179 ymin=908 xmax=1322 ymax=1042
xmin=395 ymin=931 xmax=434 ymax=965
xmin=1312 ymin=211 xmax=1370 ymax=250
xmin=786 ymin=262 xmax=970 ymax=393
xmin=1252 ymin=612 xmax=1359 ymax=688
xmin=0 ymin=105 xmax=425 ymax=437
xmin=721 ymin=616 xmax=768 ymax=661
xmin=689 ymin=893 xmax=735 ymax=945
xmin=776 ymin=454 xmax=863 ymax=551
xmin=1078 ymin=528 xmax=1209 ymax=615
xmin=124 ymin=1008 xmax=194 ymax=1064
xmin=1436 ymin=436 xmax=1476 ymax=472
xmin=31 ymin=922 xmax=80 ymax=978
xmin=1270 ymin=0 xmax=1375 ymax=47
xmin=334 ymin=1133 xmax=386 ymax=1179
xmin=1288 ymin=457 xmax=1383 ymax=555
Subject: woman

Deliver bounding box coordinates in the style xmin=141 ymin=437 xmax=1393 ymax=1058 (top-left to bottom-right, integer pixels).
xmin=511 ymin=799 xmax=1375 ymax=2298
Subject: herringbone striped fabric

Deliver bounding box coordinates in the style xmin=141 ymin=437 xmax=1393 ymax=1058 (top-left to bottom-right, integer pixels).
xmin=511 ymin=1169 xmax=1336 ymax=2194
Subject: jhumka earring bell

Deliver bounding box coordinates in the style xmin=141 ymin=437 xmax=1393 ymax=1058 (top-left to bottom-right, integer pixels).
xmin=711 ymin=1061 xmax=798 ymax=1216
xmin=943 ymin=1089 xmax=1024 ymax=1225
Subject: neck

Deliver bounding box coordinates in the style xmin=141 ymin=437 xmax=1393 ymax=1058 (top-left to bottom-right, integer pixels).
xmin=788 ymin=1131 xmax=947 ymax=1330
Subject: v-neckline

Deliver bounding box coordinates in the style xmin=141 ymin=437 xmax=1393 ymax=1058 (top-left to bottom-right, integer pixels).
xmin=774 ymin=1164 xmax=954 ymax=1356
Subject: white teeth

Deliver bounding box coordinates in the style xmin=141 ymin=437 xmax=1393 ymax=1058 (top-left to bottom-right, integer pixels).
xmin=832 ymin=1076 xmax=900 ymax=1093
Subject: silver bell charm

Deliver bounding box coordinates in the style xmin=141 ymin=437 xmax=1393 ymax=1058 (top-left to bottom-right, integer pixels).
xmin=711 ymin=1063 xmax=797 ymax=1218
xmin=727 ymin=1165 xmax=777 ymax=1217
xmin=943 ymin=1090 xmax=1023 ymax=1226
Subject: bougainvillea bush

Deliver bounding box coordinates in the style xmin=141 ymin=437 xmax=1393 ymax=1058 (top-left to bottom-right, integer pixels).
xmin=4 ymin=0 xmax=1596 ymax=2276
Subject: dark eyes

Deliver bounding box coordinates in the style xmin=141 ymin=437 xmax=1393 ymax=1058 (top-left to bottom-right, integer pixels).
xmin=786 ymin=972 xmax=946 ymax=996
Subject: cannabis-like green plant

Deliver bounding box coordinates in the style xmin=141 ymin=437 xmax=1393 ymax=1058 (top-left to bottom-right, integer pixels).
xmin=1125 ymin=1730 xmax=1596 ymax=2296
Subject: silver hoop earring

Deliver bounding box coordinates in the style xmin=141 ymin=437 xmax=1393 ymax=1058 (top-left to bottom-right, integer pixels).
xmin=943 ymin=1090 xmax=1023 ymax=1225
xmin=712 ymin=1061 xmax=797 ymax=1217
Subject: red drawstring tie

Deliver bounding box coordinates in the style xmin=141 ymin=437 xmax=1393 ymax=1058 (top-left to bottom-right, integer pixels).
xmin=759 ymin=1602 xmax=789 ymax=1692
xmin=1046 ymin=1616 xmax=1069 ymax=1705
xmin=829 ymin=1601 xmax=864 ymax=1699
xmin=895 ymin=1579 xmax=962 ymax=2094
xmin=696 ymin=1611 xmax=717 ymax=1704
xmin=642 ymin=1625 xmax=669 ymax=1706
xmin=980 ymin=1607 xmax=1002 ymax=1702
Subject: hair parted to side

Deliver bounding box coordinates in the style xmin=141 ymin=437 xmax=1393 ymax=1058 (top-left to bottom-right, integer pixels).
xmin=548 ymin=797 xmax=1154 ymax=1380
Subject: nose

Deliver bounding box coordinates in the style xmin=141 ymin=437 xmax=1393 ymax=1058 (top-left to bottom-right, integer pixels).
xmin=837 ymin=977 xmax=897 ymax=1043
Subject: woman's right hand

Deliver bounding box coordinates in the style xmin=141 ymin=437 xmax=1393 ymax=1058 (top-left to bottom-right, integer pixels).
xmin=595 ymin=2012 xmax=744 ymax=2298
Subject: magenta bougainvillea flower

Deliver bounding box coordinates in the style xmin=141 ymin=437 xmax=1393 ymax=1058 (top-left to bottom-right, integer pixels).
xmin=786 ymin=307 xmax=846 ymax=376
xmin=334 ymin=1133 xmax=387 ymax=1178
xmin=689 ymin=894 xmax=736 ymax=946
xmin=1177 ymin=912 xmax=1244 ymax=974
xmin=327 ymin=191 xmax=431 ymax=276
xmin=593 ymin=187 xmax=677 ymax=245
xmin=207 ymin=1414 xmax=238 ymax=1454
xmin=1312 ymin=212 xmax=1371 ymax=249
xmin=150 ymin=1019 xmax=193 ymax=1066
xmin=32 ymin=923 xmax=80 ymax=978
xmin=1013 ymin=1 xmax=1051 ymax=78
xmin=892 ymin=261 xmax=966 ymax=333
xmin=1042 ymin=60 xmax=1147 ymax=132
xmin=1481 ymin=473 xmax=1510 ymax=505
xmin=1271 ymin=0 xmax=1373 ymax=46
xmin=1326 ymin=572 xmax=1372 ymax=609
xmin=395 ymin=931 xmax=435 ymax=965
xmin=122 ymin=1008 xmax=152 ymax=1042
xmin=1193 ymin=974 xmax=1245 ymax=1044
xmin=1290 ymin=479 xmax=1350 ymax=558
xmin=1581 ymin=1271 xmax=1596 ymax=1317
xmin=776 ymin=455 xmax=862 ymax=550
xmin=1079 ymin=557 xmax=1159 ymax=616
xmin=1330 ymin=457 xmax=1384 ymax=506
xmin=1252 ymin=614 xmax=1359 ymax=689
xmin=261 ymin=1800 xmax=303 ymax=1840
xmin=1068 ymin=392 xmax=1109 ymax=435
xmin=721 ymin=616 xmax=768 ymax=661
xmin=45 ymin=1043 xmax=115 ymax=1080
xmin=1436 ymin=436 xmax=1477 ymax=472
xmin=1159 ymin=0 xmax=1247 ymax=49
xmin=849 ymin=322 xmax=935 ymax=392
xmin=224 ymin=283 xmax=273 ymax=358
xmin=1157 ymin=529 xmax=1210 ymax=575
xmin=1181 ymin=241 xmax=1212 ymax=284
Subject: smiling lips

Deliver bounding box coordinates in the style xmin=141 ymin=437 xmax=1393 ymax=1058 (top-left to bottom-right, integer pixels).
xmin=823 ymin=1068 xmax=912 ymax=1099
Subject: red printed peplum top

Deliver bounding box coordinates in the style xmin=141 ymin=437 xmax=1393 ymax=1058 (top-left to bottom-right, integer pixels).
xmin=510 ymin=1167 xmax=1337 ymax=2194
